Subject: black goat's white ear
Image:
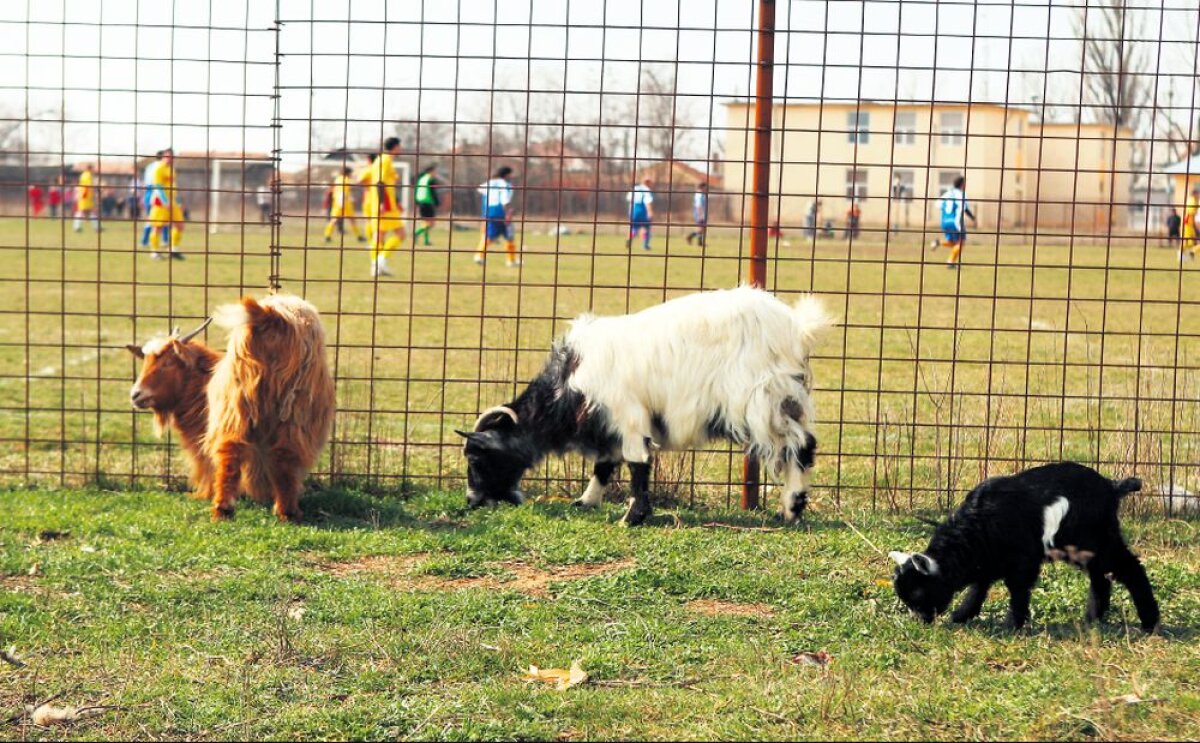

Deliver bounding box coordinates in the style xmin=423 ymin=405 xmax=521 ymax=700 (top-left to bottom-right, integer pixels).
xmin=911 ymin=553 xmax=939 ymax=575
xmin=888 ymin=551 xmax=911 ymax=567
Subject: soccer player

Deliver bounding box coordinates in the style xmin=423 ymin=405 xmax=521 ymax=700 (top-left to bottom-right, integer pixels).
xmin=475 ymin=165 xmax=519 ymax=267
xmin=1182 ymin=184 xmax=1199 ymax=262
xmin=929 ymin=175 xmax=976 ymax=269
xmin=686 ymin=181 xmax=708 ymax=247
xmin=413 ymin=164 xmax=442 ymax=246
xmin=146 ymin=148 xmax=185 ymax=259
xmin=357 ymin=153 xmax=378 ymax=249
xmin=323 ymin=166 xmax=364 ymax=243
xmin=73 ymin=164 xmax=100 ymax=232
xmin=367 ymin=137 xmax=406 ymax=277
xmin=626 ymin=177 xmax=654 ymax=251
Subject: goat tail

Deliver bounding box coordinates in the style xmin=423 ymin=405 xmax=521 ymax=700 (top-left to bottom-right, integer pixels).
xmin=1113 ymin=477 xmax=1143 ymax=497
xmin=789 ymin=294 xmax=836 ymax=348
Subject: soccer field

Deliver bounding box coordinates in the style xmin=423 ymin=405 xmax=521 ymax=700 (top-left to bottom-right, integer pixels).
xmin=2 ymin=215 xmax=1200 ymax=511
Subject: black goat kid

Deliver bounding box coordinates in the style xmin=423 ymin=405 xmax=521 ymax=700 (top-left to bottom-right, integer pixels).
xmin=890 ymin=462 xmax=1160 ymax=632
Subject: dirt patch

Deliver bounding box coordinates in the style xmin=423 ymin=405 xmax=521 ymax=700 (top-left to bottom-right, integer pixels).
xmin=684 ymin=599 xmax=776 ymax=618
xmin=318 ymin=554 xmax=635 ymax=597
xmin=491 ymin=559 xmax=636 ymax=598
xmin=320 ymin=553 xmax=432 ymax=578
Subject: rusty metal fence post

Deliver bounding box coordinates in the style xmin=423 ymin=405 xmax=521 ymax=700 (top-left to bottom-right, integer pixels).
xmin=742 ymin=0 xmax=775 ymax=511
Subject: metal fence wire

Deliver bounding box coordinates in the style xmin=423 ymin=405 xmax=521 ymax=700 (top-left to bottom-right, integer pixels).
xmin=2 ymin=0 xmax=1199 ymax=515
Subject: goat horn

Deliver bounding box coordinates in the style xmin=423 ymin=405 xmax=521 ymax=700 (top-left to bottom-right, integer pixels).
xmin=177 ymin=317 xmax=213 ymax=343
xmin=474 ymin=405 xmax=519 ymax=431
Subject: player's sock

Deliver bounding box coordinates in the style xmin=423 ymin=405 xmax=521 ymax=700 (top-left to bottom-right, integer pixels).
xmin=171 ymin=227 xmax=183 ymax=249
xmin=324 ymin=221 xmax=335 ymax=240
xmin=505 ymin=241 xmax=520 ymax=266
xmin=72 ymin=217 xmax=81 ymax=232
xmin=150 ymin=228 xmax=161 ymax=250
xmin=141 ymin=224 xmax=153 ymax=246
xmin=382 ymin=234 xmax=401 ymax=259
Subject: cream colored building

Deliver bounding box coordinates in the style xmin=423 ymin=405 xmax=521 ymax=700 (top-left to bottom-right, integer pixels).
xmin=723 ymin=102 xmax=1132 ymax=233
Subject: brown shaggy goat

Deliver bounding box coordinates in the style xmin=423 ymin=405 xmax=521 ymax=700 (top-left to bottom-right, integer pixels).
xmin=205 ymin=294 xmax=335 ymax=522
xmin=127 ymin=295 xmax=335 ymax=522
xmin=127 ymin=319 xmax=222 ymax=502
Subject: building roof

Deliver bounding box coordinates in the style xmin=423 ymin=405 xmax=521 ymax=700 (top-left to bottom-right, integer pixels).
xmin=1164 ymin=154 xmax=1200 ymax=176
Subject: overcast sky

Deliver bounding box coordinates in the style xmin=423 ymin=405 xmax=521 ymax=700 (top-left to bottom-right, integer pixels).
xmin=0 ymin=0 xmax=1197 ymax=168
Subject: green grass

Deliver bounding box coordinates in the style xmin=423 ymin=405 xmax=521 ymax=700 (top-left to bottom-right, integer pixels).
xmin=3 ymin=215 xmax=1200 ymax=511
xmin=2 ymin=487 xmax=1199 ymax=740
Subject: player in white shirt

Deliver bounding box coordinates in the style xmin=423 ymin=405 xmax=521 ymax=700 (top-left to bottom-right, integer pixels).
xmin=626 ymin=177 xmax=655 ymax=251
xmin=476 ymin=166 xmax=520 ymax=267
xmin=686 ymin=182 xmax=709 ymax=247
xmin=929 ymin=175 xmax=976 ymax=269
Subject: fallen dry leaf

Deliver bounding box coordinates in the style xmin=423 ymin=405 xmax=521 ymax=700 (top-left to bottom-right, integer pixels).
xmin=29 ymin=704 xmax=82 ymax=726
xmin=27 ymin=564 xmax=39 ymax=577
xmin=287 ymin=604 xmax=306 ymax=621
xmin=874 ymin=579 xmax=892 ymax=587
xmin=524 ymin=660 xmax=588 ymax=690
xmin=790 ymin=651 xmax=833 ymax=668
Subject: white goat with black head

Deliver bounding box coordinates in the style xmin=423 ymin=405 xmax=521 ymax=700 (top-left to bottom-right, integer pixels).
xmin=457 ymin=286 xmax=833 ymax=525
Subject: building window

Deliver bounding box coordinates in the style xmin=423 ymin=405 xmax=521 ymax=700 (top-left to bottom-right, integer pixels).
xmin=846 ymin=168 xmax=868 ymax=200
xmin=891 ymin=169 xmax=914 ymax=201
xmin=847 ymin=111 xmax=870 ymax=144
xmin=940 ymin=112 xmax=964 ymax=145
xmin=937 ymin=171 xmax=959 ymax=195
xmin=894 ymin=112 xmax=916 ymax=145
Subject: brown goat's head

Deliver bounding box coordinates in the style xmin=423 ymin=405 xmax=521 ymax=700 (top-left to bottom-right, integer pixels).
xmin=126 ymin=318 xmax=214 ymax=414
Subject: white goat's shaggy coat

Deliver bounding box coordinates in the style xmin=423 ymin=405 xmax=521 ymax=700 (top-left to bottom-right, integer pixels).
xmin=566 ymin=286 xmax=829 ymax=470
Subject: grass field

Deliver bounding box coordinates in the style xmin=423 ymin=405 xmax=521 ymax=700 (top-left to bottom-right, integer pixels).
xmin=2 ymin=214 xmax=1200 ymax=511
xmin=3 ymin=217 xmax=1200 ymax=740
xmin=2 ymin=487 xmax=1199 ymax=739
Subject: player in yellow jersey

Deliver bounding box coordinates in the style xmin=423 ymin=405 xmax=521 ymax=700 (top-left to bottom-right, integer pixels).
xmin=323 ymin=167 xmax=365 ymax=243
xmin=1182 ymin=184 xmax=1199 ymax=262
xmin=367 ymin=138 xmax=406 ymax=277
xmin=72 ymin=164 xmax=100 ymax=232
xmin=358 ymin=153 xmax=377 ymax=248
xmin=147 ymin=148 xmax=186 ymax=259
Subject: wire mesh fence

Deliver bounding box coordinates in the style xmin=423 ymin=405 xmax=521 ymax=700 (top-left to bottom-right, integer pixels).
xmin=1 ymin=0 xmax=1199 ymax=514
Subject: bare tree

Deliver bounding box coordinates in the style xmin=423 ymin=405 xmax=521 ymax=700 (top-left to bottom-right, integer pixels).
xmin=1073 ymin=1 xmax=1150 ymax=130
xmin=635 ymin=65 xmax=688 ymax=164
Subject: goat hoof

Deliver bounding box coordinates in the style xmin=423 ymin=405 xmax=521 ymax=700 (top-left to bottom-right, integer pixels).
xmin=275 ymin=509 xmax=302 ymax=523
xmin=779 ymin=491 xmax=808 ymax=523
xmin=211 ymin=506 xmax=235 ymax=521
xmin=572 ymin=498 xmax=598 ymax=509
xmin=619 ymin=499 xmax=652 ymax=527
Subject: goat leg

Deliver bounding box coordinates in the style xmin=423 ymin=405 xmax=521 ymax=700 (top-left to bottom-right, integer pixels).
xmin=620 ymin=461 xmax=653 ymax=527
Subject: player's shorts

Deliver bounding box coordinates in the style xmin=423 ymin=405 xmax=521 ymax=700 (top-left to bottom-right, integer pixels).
xmin=418 ymin=203 xmax=437 ymax=219
xmin=941 ymin=222 xmax=965 ymax=244
xmin=76 ymin=196 xmax=94 ymax=212
xmin=329 ymin=204 xmax=356 ymax=219
xmin=149 ymin=203 xmax=185 ymax=227
xmin=485 ymin=216 xmax=513 ymax=242
xmin=630 ymin=205 xmax=650 ymax=228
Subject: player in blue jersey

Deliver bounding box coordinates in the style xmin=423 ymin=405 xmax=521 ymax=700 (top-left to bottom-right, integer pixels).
xmin=929 ymin=175 xmax=976 ymax=269
xmin=686 ymin=181 xmax=708 ymax=248
xmin=625 ymin=177 xmax=655 ymax=251
xmin=475 ymin=166 xmax=520 ymax=267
